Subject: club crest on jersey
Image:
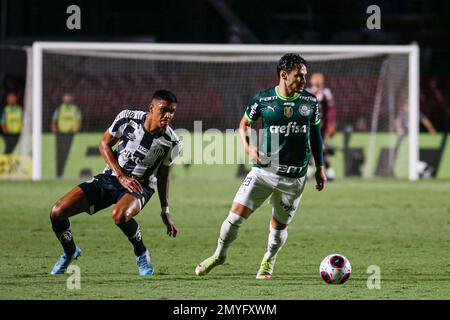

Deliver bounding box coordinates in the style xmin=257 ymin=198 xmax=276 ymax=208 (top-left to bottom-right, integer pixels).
xmin=300 ymin=105 xmax=311 ymax=116
xmin=152 ymin=146 xmax=166 ymax=157
xmin=284 ymin=106 xmax=293 ymax=118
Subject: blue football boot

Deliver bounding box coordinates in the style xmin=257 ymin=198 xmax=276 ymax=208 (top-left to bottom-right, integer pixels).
xmin=50 ymin=247 xmax=82 ymax=275
xmin=136 ymin=249 xmax=154 ymax=276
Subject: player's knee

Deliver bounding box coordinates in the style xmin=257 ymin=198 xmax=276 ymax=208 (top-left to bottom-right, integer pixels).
xmin=50 ymin=202 xmax=65 ymax=220
xmin=112 ymin=208 xmax=126 ymax=224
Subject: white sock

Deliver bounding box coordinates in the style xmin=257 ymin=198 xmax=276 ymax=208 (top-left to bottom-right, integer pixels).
xmin=263 ymin=224 xmax=288 ymax=261
xmin=214 ymin=211 xmax=245 ymax=258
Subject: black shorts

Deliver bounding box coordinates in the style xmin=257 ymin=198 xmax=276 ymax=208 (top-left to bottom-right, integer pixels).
xmin=78 ymin=173 xmax=154 ymax=215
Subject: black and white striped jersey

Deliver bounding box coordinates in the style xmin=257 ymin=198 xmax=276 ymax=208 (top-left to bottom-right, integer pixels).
xmin=103 ymin=109 xmax=180 ymax=188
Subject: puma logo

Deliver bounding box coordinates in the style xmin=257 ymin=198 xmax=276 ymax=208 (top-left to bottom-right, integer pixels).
xmin=267 ymin=106 xmax=276 ymax=112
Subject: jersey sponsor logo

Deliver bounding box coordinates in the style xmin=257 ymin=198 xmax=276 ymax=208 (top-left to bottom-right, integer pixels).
xmin=259 ymin=96 xmax=277 ymax=102
xmin=138 ymin=145 xmax=148 ymax=153
xmin=300 ymin=95 xmax=317 ymax=102
xmin=248 ymin=102 xmax=258 ymax=118
xmin=275 ymin=164 xmax=303 ymax=175
xmin=279 ymin=199 xmax=296 ymax=212
xmin=299 ymin=105 xmax=311 ymax=116
xmin=123 ymin=149 xmax=143 ymax=165
xmin=314 ymin=105 xmax=320 ymax=122
xmin=283 ymin=106 xmax=293 ymax=118
xmin=269 ymin=121 xmax=307 ymax=136
xmin=283 ymin=102 xmax=295 ymax=106
xmin=120 ymin=110 xmax=135 ymax=119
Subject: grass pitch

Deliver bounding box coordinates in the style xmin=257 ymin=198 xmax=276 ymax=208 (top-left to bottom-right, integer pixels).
xmin=0 ymin=165 xmax=449 ymax=299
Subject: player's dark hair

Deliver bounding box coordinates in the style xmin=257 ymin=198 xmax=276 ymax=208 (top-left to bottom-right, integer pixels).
xmin=152 ymin=89 xmax=177 ymax=104
xmin=276 ymin=53 xmax=307 ymax=78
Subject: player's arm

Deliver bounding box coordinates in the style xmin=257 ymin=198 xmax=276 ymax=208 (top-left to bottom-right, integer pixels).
xmin=240 ymin=100 xmax=265 ymax=163
xmin=157 ymin=164 xmax=177 ymax=237
xmin=98 ymin=130 xmax=143 ymax=194
xmin=310 ymin=104 xmax=326 ymax=191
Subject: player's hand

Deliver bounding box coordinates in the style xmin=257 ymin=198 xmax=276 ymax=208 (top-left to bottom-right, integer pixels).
xmin=161 ymin=211 xmax=178 ymax=238
xmin=315 ymin=166 xmax=327 ymax=191
xmin=248 ymin=145 xmax=265 ymax=164
xmin=118 ymin=174 xmax=143 ymax=194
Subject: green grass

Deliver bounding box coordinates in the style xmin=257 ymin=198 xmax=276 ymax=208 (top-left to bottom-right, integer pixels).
xmin=1 ymin=166 xmax=450 ymax=299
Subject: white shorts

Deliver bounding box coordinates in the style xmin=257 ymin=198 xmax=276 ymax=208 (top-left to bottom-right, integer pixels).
xmin=233 ymin=167 xmax=306 ymax=225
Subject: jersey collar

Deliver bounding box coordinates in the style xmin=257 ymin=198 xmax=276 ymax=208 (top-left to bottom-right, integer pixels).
xmin=275 ymin=86 xmax=301 ymax=101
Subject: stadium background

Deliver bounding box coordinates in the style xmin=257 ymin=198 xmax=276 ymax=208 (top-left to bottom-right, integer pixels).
xmin=0 ymin=0 xmax=449 ymax=301
xmin=1 ymin=0 xmax=450 ymax=179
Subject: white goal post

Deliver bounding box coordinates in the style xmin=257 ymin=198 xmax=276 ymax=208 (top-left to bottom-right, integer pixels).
xmin=30 ymin=42 xmax=420 ymax=181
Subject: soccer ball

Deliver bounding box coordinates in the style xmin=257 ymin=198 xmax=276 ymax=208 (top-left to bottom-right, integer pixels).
xmin=319 ymin=253 xmax=352 ymax=284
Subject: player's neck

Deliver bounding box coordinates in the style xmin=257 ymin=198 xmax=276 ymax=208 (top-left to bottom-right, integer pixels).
xmin=144 ymin=117 xmax=164 ymax=135
xmin=276 ymin=84 xmax=296 ymax=98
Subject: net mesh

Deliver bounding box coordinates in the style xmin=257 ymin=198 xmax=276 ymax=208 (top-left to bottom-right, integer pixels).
xmin=36 ymin=48 xmax=409 ymax=179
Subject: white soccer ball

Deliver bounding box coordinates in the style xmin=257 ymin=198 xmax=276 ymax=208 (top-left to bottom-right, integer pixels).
xmin=319 ymin=253 xmax=352 ymax=284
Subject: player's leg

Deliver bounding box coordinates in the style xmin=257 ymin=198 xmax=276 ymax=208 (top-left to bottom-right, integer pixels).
xmin=213 ymin=201 xmax=253 ymax=258
xmin=195 ymin=168 xmax=275 ymax=276
xmin=112 ymin=193 xmax=146 ymax=257
xmin=194 ymin=202 xmax=252 ymax=276
xmin=256 ymin=176 xmax=306 ymax=279
xmin=49 ymin=186 xmax=89 ymax=274
xmin=112 ymin=190 xmax=154 ymax=276
xmin=256 ymin=216 xmax=288 ymax=279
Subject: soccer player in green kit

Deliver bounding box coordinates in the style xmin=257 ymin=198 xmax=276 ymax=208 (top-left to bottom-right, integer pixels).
xmin=195 ymin=53 xmax=326 ymax=279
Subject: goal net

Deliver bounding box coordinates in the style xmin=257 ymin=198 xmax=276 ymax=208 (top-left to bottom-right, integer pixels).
xmin=24 ymin=43 xmax=419 ymax=180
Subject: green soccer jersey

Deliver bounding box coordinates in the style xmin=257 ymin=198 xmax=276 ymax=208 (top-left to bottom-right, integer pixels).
xmin=244 ymin=86 xmax=321 ymax=178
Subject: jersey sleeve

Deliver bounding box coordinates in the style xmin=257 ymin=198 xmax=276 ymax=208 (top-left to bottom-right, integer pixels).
xmin=311 ymin=99 xmax=321 ymax=126
xmin=163 ymin=140 xmax=181 ymax=166
xmin=244 ymin=96 xmax=261 ymax=123
xmin=108 ymin=109 xmax=134 ymax=138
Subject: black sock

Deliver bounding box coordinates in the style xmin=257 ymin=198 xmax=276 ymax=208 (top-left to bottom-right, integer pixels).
xmin=50 ymin=216 xmax=76 ymax=256
xmin=116 ymin=218 xmax=147 ymax=256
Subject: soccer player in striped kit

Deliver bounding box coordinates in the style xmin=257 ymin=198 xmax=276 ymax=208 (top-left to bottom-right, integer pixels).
xmin=49 ymin=90 xmax=180 ymax=276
